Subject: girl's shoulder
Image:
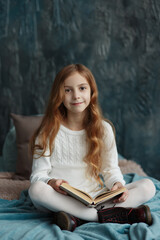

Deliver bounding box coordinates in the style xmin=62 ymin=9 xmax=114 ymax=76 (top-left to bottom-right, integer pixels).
xmin=102 ymin=119 xmax=115 ymax=131
xmin=102 ymin=119 xmax=115 ymax=137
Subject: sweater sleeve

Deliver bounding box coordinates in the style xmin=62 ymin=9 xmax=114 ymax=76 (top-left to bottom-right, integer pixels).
xmin=101 ymin=121 xmax=125 ymax=190
xmin=30 ymin=140 xmax=53 ymax=184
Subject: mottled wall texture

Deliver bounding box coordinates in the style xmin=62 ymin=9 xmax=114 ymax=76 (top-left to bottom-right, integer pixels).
xmin=0 ymin=0 xmax=160 ymax=179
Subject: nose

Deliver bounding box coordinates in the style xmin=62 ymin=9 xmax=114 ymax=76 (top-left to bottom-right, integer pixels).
xmin=73 ymin=89 xmax=80 ymax=99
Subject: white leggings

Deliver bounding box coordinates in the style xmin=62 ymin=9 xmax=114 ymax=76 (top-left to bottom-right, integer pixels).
xmin=28 ymin=178 xmax=156 ymax=221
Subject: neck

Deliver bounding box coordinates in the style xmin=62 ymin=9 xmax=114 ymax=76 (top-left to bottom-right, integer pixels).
xmin=63 ymin=112 xmax=86 ymax=131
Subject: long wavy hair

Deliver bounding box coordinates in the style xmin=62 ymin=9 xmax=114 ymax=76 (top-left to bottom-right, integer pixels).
xmin=31 ymin=64 xmax=107 ymax=187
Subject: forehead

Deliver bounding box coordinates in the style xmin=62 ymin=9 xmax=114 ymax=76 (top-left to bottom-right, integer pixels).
xmin=64 ymin=72 xmax=89 ymax=86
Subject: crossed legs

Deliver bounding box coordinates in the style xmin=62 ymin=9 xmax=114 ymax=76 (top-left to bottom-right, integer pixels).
xmin=29 ymin=178 xmax=156 ymax=221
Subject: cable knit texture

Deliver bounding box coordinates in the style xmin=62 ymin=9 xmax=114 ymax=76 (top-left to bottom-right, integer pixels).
xmin=30 ymin=121 xmax=125 ymax=195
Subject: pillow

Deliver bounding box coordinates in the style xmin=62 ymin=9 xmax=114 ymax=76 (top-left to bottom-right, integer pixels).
xmin=10 ymin=113 xmax=43 ymax=180
xmin=2 ymin=126 xmax=17 ymax=172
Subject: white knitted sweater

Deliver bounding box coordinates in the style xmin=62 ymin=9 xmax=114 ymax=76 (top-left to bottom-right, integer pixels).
xmin=30 ymin=121 xmax=125 ymax=195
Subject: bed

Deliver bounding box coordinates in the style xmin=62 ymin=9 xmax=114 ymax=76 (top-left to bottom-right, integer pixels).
xmin=0 ymin=113 xmax=160 ymax=240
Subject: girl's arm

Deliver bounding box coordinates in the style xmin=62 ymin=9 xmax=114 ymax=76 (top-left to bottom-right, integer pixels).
xmin=30 ymin=154 xmax=69 ymax=195
xmin=30 ymin=153 xmax=52 ymax=184
xmin=30 ymin=137 xmax=53 ymax=184
xmin=101 ymin=121 xmax=125 ymax=190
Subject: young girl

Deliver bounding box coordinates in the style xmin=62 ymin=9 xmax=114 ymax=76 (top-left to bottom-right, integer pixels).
xmin=29 ymin=64 xmax=156 ymax=231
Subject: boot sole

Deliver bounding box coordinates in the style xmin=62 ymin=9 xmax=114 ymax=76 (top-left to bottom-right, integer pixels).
xmin=142 ymin=205 xmax=152 ymax=225
xmin=55 ymin=211 xmax=73 ymax=231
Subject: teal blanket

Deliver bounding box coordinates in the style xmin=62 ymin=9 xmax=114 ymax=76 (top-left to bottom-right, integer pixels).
xmin=0 ymin=174 xmax=160 ymax=240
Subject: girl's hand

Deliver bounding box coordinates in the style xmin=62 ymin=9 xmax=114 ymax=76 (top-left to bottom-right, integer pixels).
xmin=48 ymin=179 xmax=69 ymax=195
xmin=111 ymin=182 xmax=129 ymax=203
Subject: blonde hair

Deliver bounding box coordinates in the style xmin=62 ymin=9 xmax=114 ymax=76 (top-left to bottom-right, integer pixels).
xmin=31 ymin=64 xmax=107 ymax=186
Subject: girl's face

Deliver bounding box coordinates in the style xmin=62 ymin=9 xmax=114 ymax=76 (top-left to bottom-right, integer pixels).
xmin=63 ymin=72 xmax=91 ymax=116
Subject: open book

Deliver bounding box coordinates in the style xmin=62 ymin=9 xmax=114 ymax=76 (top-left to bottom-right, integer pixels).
xmin=60 ymin=183 xmax=126 ymax=207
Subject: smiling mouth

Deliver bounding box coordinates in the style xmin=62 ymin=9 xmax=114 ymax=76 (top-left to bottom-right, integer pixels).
xmin=71 ymin=102 xmax=83 ymax=106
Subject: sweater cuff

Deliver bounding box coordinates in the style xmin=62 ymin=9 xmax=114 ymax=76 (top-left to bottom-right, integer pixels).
xmin=44 ymin=177 xmax=53 ymax=184
xmin=106 ymin=178 xmax=126 ymax=190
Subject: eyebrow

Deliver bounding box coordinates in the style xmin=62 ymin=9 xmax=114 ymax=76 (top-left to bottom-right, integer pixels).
xmin=64 ymin=83 xmax=89 ymax=87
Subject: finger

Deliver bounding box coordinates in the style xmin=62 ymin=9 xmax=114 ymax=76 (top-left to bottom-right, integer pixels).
xmin=57 ymin=179 xmax=68 ymax=186
xmin=118 ymin=192 xmax=129 ymax=202
xmin=56 ymin=179 xmax=63 ymax=186
xmin=111 ymin=185 xmax=118 ymax=191
xmin=53 ymin=185 xmax=67 ymax=195
xmin=113 ymin=192 xmax=125 ymax=203
xmin=57 ymin=189 xmax=68 ymax=195
xmin=63 ymin=180 xmax=69 ymax=184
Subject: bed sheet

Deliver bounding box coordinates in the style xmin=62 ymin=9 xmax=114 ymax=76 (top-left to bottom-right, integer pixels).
xmin=0 ymin=173 xmax=160 ymax=240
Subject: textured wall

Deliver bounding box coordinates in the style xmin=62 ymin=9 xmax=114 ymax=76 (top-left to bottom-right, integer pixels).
xmin=0 ymin=0 xmax=160 ymax=179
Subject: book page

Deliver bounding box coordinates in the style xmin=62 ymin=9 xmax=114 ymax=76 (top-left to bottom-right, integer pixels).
xmin=91 ymin=187 xmax=109 ymax=199
xmin=60 ymin=183 xmax=93 ymax=204
xmin=94 ymin=187 xmax=126 ymax=204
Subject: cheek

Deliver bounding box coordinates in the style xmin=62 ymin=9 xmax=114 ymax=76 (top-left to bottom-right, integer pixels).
xmin=85 ymin=93 xmax=91 ymax=105
xmin=63 ymin=97 xmax=68 ymax=107
xmin=63 ymin=94 xmax=70 ymax=102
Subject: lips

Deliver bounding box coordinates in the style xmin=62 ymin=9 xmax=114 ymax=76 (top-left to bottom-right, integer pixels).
xmin=71 ymin=102 xmax=83 ymax=106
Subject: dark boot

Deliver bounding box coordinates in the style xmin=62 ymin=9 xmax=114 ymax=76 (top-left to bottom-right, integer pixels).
xmin=54 ymin=211 xmax=87 ymax=231
xmin=98 ymin=205 xmax=152 ymax=225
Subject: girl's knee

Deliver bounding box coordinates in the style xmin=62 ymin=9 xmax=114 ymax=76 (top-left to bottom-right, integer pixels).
xmin=140 ymin=178 xmax=156 ymax=199
xmin=29 ymin=181 xmax=47 ymax=200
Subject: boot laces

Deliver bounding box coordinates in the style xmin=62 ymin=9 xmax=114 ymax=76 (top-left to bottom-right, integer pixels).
xmin=107 ymin=208 xmax=133 ymax=223
xmin=128 ymin=208 xmax=133 ymax=216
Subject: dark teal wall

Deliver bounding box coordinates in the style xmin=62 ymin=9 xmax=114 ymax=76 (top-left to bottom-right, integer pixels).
xmin=0 ymin=0 xmax=160 ymax=179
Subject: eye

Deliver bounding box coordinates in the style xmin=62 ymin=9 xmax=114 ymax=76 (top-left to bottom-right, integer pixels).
xmin=65 ymin=88 xmax=71 ymax=93
xmin=80 ymin=86 xmax=86 ymax=91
